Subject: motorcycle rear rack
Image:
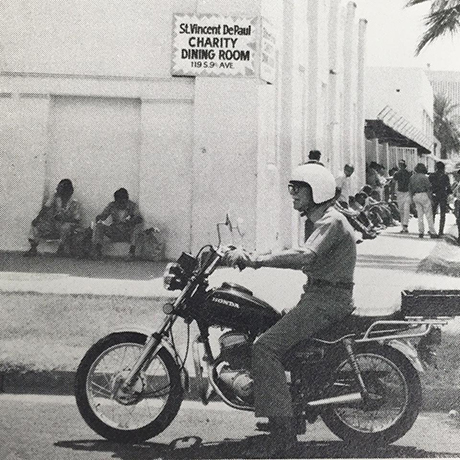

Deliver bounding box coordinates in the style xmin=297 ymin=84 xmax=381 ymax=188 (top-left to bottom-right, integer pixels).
xmin=356 ymin=318 xmax=451 ymax=343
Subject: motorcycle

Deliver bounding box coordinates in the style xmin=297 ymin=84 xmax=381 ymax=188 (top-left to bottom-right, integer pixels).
xmin=75 ymin=217 xmax=447 ymax=446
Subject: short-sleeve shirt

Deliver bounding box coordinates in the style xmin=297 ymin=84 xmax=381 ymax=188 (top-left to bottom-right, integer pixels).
xmin=44 ymin=194 xmax=81 ymax=223
xmin=98 ymin=200 xmax=142 ymax=225
xmin=336 ymin=174 xmax=351 ymax=203
xmin=302 ymin=207 xmax=356 ymax=284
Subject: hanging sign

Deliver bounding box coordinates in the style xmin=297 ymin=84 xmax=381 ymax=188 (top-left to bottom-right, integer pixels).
xmin=259 ymin=18 xmax=276 ymax=84
xmin=171 ymin=15 xmax=259 ymax=78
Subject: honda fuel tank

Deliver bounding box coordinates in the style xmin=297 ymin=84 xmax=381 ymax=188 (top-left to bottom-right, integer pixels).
xmin=194 ymin=282 xmax=281 ymax=333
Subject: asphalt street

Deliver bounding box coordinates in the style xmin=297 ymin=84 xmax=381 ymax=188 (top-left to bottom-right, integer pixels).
xmin=2 ymin=394 xmax=460 ymax=460
xmin=2 ymin=217 xmax=460 ymax=459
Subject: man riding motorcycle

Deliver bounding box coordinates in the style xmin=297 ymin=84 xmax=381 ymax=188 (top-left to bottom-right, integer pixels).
xmin=226 ymin=163 xmax=357 ymax=454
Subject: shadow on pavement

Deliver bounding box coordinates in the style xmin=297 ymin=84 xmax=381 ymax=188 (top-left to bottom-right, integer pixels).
xmin=0 ymin=251 xmax=167 ymax=280
xmin=55 ymin=436 xmax=459 ymax=459
xmin=357 ymin=253 xmax=421 ymax=271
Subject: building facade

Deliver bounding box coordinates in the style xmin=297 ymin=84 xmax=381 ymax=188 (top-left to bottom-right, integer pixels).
xmin=0 ymin=0 xmax=367 ymax=257
xmin=364 ymin=67 xmax=435 ymax=173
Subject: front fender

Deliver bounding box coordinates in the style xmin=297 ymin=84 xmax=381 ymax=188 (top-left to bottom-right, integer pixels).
xmin=386 ymin=339 xmax=424 ymax=373
xmin=110 ymin=324 xmax=190 ymax=392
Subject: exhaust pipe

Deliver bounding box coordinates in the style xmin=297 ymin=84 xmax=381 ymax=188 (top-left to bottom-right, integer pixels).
xmin=307 ymin=392 xmax=362 ymax=407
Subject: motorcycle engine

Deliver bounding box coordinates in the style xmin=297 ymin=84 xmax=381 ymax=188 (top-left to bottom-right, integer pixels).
xmin=216 ymin=331 xmax=253 ymax=404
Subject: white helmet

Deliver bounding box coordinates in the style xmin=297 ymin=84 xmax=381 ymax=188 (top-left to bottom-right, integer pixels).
xmin=290 ymin=163 xmax=337 ymax=204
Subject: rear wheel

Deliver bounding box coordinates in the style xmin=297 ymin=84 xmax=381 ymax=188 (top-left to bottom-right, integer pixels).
xmin=321 ymin=344 xmax=421 ymax=446
xmin=75 ymin=332 xmax=183 ymax=443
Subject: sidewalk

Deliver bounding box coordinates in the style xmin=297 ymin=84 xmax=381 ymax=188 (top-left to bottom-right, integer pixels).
xmin=1 ymin=215 xmax=460 ymax=409
xmin=0 ymin=216 xmax=459 ymax=313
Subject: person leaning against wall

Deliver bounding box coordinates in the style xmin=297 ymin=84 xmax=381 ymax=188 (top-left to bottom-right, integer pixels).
xmin=335 ymin=164 xmax=355 ymax=208
xmin=24 ymin=178 xmax=82 ymax=257
xmin=409 ymin=163 xmax=438 ymax=239
xmin=92 ymin=188 xmax=144 ymax=261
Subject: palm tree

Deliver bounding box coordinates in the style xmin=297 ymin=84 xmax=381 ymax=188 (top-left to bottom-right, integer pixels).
xmin=406 ymin=0 xmax=460 ymax=55
xmin=433 ymin=93 xmax=460 ymax=158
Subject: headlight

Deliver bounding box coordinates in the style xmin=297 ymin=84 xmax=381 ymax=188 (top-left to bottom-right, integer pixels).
xmin=163 ymin=262 xmax=189 ymax=291
xmin=163 ymin=252 xmax=197 ymax=291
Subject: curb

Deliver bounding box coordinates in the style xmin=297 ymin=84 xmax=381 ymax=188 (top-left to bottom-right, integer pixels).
xmin=1 ymin=371 xmax=458 ymax=412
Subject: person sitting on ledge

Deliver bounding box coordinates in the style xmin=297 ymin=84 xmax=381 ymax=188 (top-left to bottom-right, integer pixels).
xmin=24 ymin=178 xmax=81 ymax=257
xmin=92 ymin=188 xmax=143 ymax=261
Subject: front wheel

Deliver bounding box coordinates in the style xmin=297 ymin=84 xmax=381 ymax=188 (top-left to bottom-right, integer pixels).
xmin=321 ymin=343 xmax=422 ymax=446
xmin=75 ymin=332 xmax=183 ymax=443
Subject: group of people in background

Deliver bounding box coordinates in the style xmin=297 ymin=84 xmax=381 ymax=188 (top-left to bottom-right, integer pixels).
xmin=23 ymin=180 xmax=153 ymax=261
xmin=363 ymin=159 xmax=457 ymax=240
xmin=335 ymin=155 xmax=460 ymax=243
xmin=23 ymin=155 xmax=460 ymax=261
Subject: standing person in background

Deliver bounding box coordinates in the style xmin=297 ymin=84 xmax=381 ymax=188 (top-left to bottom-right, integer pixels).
xmin=24 ymin=179 xmax=81 ymax=257
xmin=452 ymin=169 xmax=460 ymax=244
xmin=366 ymin=162 xmax=379 ymax=189
xmin=335 ymin=164 xmax=355 ymax=207
xmin=409 ymin=163 xmax=438 ymax=239
xmin=392 ymin=160 xmax=412 ymax=233
xmin=429 ymin=161 xmax=452 ymax=236
xmin=306 ymin=150 xmax=324 ymax=166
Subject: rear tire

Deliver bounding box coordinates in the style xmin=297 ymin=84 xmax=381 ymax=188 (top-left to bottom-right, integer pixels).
xmin=75 ymin=332 xmax=183 ymax=443
xmin=321 ymin=343 xmax=421 ymax=446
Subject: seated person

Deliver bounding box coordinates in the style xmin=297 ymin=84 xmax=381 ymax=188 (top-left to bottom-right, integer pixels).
xmin=93 ymin=188 xmax=143 ymax=261
xmin=354 ymin=190 xmax=385 ymax=229
xmin=368 ymin=190 xmax=398 ymax=226
xmin=335 ymin=194 xmax=376 ymax=240
xmin=24 ymin=179 xmax=81 ymax=257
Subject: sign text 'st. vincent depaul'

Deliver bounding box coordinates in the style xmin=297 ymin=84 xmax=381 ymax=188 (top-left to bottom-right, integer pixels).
xmin=171 ymin=15 xmax=258 ymax=78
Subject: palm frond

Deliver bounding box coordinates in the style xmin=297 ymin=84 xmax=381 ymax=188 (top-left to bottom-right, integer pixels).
xmin=405 ymin=0 xmax=430 ymax=7
xmin=415 ymin=1 xmax=460 ymax=54
xmin=433 ymin=92 xmax=460 ymax=155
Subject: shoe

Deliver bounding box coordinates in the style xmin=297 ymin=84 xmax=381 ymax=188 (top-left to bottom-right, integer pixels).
xmin=255 ymin=417 xmax=298 ymax=457
xmin=23 ymin=247 xmax=38 ymax=257
xmin=419 ymin=233 xmax=424 ymax=238
xmin=429 ymin=233 xmax=439 ymax=239
xmin=400 ymin=228 xmax=409 ymax=234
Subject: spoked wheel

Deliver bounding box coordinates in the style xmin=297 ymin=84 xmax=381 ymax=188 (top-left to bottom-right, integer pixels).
xmin=321 ymin=344 xmax=421 ymax=446
xmin=75 ymin=332 xmax=183 ymax=443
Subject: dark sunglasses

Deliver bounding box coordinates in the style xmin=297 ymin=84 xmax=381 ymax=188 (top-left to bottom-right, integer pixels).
xmin=288 ymin=183 xmax=304 ymax=195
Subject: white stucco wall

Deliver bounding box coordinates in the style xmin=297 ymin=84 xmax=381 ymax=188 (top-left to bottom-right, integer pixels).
xmin=0 ymin=0 xmax=368 ymax=256
xmin=365 ymin=67 xmax=434 ymax=134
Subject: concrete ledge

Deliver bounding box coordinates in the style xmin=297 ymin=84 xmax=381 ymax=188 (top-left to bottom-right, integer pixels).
xmin=1 ymin=370 xmax=457 ymax=411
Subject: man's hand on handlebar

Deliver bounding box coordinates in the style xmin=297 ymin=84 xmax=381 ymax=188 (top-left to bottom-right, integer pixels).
xmin=223 ymin=247 xmax=259 ymax=270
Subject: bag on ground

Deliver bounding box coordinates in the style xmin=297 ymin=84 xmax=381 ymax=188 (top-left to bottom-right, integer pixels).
xmin=68 ymin=227 xmax=93 ymax=259
xmin=136 ymin=228 xmax=164 ymax=261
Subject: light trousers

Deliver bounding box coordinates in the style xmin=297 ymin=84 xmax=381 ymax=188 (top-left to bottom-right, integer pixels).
xmin=412 ymin=192 xmax=435 ymax=235
xmin=396 ymin=191 xmax=411 ymax=227
xmin=252 ymin=284 xmax=354 ymax=418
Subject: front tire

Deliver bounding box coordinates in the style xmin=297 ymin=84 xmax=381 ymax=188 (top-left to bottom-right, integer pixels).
xmin=75 ymin=332 xmax=183 ymax=443
xmin=321 ymin=343 xmax=421 ymax=446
